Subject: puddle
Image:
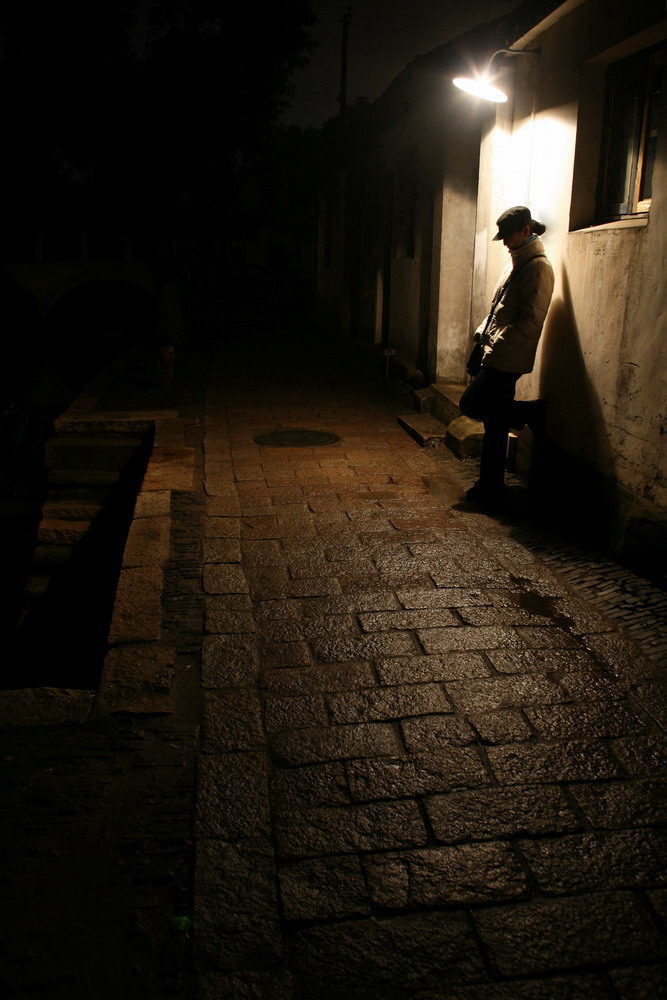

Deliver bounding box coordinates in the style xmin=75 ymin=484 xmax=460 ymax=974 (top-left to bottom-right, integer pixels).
xmin=507 ymin=585 xmax=577 ymax=631
xmin=508 ymin=589 xmax=560 ymax=616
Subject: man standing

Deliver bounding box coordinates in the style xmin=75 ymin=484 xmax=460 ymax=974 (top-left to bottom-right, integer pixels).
xmin=459 ymin=205 xmax=554 ymax=508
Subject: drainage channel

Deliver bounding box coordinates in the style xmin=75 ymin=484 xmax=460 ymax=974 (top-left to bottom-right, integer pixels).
xmin=3 ymin=423 xmax=154 ymax=690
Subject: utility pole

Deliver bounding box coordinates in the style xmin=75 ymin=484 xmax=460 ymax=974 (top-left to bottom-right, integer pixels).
xmin=339 ymin=6 xmax=352 ymax=120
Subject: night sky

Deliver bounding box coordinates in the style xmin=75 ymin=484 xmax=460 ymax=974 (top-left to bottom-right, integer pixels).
xmin=283 ymin=0 xmax=526 ymax=127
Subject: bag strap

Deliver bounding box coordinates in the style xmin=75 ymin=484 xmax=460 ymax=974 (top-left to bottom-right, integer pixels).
xmin=481 ymin=253 xmax=546 ymax=336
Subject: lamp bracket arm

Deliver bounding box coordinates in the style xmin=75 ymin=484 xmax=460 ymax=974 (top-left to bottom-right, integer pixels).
xmin=488 ymin=47 xmax=540 ymax=65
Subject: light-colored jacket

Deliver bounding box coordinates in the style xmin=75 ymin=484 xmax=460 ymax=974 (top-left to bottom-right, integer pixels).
xmin=475 ymin=237 xmax=554 ymax=374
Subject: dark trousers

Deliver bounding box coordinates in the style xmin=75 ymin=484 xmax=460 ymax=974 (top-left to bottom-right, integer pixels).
xmin=459 ymin=367 xmax=521 ymax=492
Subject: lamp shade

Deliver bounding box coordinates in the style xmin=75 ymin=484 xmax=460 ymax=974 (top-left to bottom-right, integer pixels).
xmin=452 ymin=76 xmax=508 ymax=103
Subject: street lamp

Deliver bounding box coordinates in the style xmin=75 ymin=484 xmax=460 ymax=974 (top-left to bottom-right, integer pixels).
xmin=453 ymin=49 xmax=539 ymax=103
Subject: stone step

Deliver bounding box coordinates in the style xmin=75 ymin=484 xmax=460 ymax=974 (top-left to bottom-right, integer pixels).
xmin=45 ymin=435 xmax=142 ymax=471
xmin=23 ymin=573 xmax=52 ymax=599
xmin=43 ymin=497 xmax=104 ymax=521
xmin=55 ymin=415 xmax=155 ymax=435
xmin=37 ymin=518 xmax=90 ymax=544
xmin=50 ymin=485 xmax=109 ymax=500
xmin=397 ymin=413 xmax=448 ymax=448
xmin=430 ymin=382 xmax=468 ymax=425
xmin=445 ymin=416 xmax=484 ymax=458
xmin=47 ymin=468 xmax=123 ymax=487
xmin=32 ymin=543 xmax=75 ymax=568
xmin=47 ymin=485 xmax=109 ymax=506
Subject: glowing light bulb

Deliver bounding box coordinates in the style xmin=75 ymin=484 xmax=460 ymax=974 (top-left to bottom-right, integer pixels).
xmin=453 ymin=76 xmax=508 ymax=103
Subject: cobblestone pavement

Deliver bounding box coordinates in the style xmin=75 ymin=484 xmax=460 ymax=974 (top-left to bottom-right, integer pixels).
xmin=444 ymin=460 xmax=667 ymax=668
xmin=195 ymin=343 xmax=667 ymax=998
xmin=1 ymin=338 xmax=666 ymax=999
xmin=0 ymin=715 xmax=198 ymax=999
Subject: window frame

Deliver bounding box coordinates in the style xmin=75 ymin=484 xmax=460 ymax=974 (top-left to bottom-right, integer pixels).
xmin=595 ymin=44 xmax=665 ymax=223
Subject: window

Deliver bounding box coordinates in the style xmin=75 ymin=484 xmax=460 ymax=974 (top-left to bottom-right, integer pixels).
xmin=596 ymin=45 xmax=664 ymax=221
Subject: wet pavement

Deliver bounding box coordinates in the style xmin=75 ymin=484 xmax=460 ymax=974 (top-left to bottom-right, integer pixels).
xmin=1 ymin=337 xmax=666 ymax=998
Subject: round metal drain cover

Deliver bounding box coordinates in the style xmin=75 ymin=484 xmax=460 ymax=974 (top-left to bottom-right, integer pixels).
xmin=254 ymin=428 xmax=340 ymax=447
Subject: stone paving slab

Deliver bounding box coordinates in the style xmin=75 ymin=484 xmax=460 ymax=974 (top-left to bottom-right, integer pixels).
xmin=107 ymin=565 xmax=164 ymax=642
xmin=474 ymin=892 xmax=667 ymax=975
xmin=194 ymin=836 xmax=282 ymax=970
xmin=289 ymin=911 xmax=488 ymax=995
xmin=192 ymin=347 xmax=667 ymax=999
xmin=279 ymin=854 xmax=371 ymax=921
xmin=363 ymin=841 xmax=529 ymax=907
xmin=425 ymin=784 xmax=580 ymax=841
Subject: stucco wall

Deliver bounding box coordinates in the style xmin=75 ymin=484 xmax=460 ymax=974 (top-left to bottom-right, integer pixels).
xmin=471 ymin=0 xmax=667 ymax=539
xmin=357 ymin=66 xmax=486 ymax=380
xmin=433 ymin=113 xmax=482 ymax=382
xmin=384 ymin=128 xmax=433 ymax=373
xmin=389 ymin=254 xmax=423 ymax=365
xmin=554 ymin=222 xmax=667 ymax=510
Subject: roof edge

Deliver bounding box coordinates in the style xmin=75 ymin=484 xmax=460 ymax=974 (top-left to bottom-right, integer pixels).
xmin=510 ymin=0 xmax=589 ymax=50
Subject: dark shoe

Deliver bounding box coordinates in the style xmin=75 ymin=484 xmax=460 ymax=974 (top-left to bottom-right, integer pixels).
xmin=510 ymin=399 xmax=545 ymax=431
xmin=465 ymin=481 xmax=505 ymax=510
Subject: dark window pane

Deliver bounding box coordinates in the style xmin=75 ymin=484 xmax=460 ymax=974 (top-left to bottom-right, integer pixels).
xmin=598 ymin=55 xmax=643 ymax=216
xmin=639 ymin=60 xmax=664 ymax=201
xmin=596 ymin=45 xmax=664 ymax=221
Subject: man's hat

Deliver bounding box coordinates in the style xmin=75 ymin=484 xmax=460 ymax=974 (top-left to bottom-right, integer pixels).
xmin=492 ymin=206 xmax=532 ymax=240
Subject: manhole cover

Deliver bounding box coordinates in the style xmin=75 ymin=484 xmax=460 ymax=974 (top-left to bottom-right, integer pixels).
xmin=253 ymin=428 xmax=341 ymax=447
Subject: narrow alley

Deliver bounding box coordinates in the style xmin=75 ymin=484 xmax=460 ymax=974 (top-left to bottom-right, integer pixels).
xmin=1 ymin=335 xmax=666 ymax=999
xmin=2 ymin=0 xmax=666 ymax=996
